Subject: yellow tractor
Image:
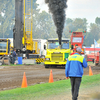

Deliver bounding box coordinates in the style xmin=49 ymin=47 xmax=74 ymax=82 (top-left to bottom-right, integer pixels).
xmin=0 ymin=39 xmax=11 ymax=65
xmin=44 ymin=38 xmax=71 ymax=68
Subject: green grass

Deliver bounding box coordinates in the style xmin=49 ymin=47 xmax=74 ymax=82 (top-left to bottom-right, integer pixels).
xmin=1 ymin=64 xmax=36 ymax=66
xmin=1 ymin=63 xmax=43 ymax=66
xmin=1 ymin=64 xmax=23 ymax=66
xmin=0 ymin=74 xmax=100 ymax=100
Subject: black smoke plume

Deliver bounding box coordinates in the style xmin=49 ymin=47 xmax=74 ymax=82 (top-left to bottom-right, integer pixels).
xmin=45 ymin=0 xmax=68 ymax=45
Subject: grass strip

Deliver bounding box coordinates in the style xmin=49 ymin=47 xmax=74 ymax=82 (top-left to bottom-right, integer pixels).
xmin=0 ymin=74 xmax=100 ymax=100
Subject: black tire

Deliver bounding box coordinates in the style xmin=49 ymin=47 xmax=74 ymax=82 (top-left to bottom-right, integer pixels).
xmin=45 ymin=65 xmax=49 ymax=68
xmin=95 ymin=63 xmax=98 ymax=66
xmin=36 ymin=62 xmax=39 ymax=64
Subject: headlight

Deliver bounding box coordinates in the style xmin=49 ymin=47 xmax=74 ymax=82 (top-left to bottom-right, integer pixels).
xmin=45 ymin=58 xmax=50 ymax=60
xmin=65 ymin=58 xmax=68 ymax=60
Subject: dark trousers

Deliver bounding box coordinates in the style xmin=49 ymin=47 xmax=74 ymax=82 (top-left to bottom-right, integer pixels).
xmin=70 ymin=77 xmax=82 ymax=100
xmin=12 ymin=57 xmax=16 ymax=64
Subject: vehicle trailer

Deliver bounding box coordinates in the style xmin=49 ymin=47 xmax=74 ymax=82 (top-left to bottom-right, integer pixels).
xmin=44 ymin=38 xmax=71 ymax=68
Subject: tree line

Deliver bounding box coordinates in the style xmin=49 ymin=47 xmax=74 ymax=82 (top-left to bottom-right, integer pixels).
xmin=0 ymin=0 xmax=100 ymax=46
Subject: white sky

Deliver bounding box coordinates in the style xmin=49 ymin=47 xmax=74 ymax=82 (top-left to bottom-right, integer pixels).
xmin=36 ymin=0 xmax=100 ymax=24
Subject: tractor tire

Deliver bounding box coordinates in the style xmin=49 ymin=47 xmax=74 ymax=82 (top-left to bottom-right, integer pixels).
xmin=95 ymin=63 xmax=98 ymax=66
xmin=45 ymin=65 xmax=49 ymax=68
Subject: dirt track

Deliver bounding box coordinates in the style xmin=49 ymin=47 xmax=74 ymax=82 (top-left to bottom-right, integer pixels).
xmin=0 ymin=63 xmax=100 ymax=91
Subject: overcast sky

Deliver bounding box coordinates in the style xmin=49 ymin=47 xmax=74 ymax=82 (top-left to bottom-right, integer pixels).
xmin=36 ymin=0 xmax=100 ymax=24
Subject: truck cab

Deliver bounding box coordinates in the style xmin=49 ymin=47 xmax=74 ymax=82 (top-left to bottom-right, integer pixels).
xmin=0 ymin=39 xmax=11 ymax=65
xmin=44 ymin=38 xmax=71 ymax=68
xmin=0 ymin=39 xmax=10 ymax=58
xmin=70 ymin=32 xmax=85 ymax=54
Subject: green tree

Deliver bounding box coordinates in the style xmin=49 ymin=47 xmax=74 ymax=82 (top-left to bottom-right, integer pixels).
xmin=63 ymin=18 xmax=88 ymax=39
xmin=90 ymin=23 xmax=100 ymax=40
xmin=72 ymin=18 xmax=87 ymax=31
xmin=0 ymin=0 xmax=15 ymax=38
xmin=95 ymin=17 xmax=100 ymax=25
xmin=0 ymin=0 xmax=39 ymax=38
xmin=33 ymin=11 xmax=57 ymax=39
xmin=97 ymin=39 xmax=100 ymax=43
xmin=33 ymin=0 xmax=39 ymax=9
xmin=84 ymin=23 xmax=100 ymax=46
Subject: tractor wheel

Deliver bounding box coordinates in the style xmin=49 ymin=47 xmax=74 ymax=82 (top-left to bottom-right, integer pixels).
xmin=95 ymin=63 xmax=98 ymax=66
xmin=45 ymin=65 xmax=49 ymax=68
xmin=36 ymin=62 xmax=39 ymax=64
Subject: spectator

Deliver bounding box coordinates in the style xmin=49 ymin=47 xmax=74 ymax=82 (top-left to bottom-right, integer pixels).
xmin=65 ymin=47 xmax=88 ymax=100
xmin=12 ymin=48 xmax=17 ymax=64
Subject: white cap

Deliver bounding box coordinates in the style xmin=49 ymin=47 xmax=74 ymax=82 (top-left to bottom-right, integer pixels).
xmin=76 ymin=47 xmax=82 ymax=52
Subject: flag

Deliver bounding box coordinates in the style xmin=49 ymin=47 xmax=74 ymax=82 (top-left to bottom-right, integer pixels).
xmin=94 ymin=39 xmax=98 ymax=47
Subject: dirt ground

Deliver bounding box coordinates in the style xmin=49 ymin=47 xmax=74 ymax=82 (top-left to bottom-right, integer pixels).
xmin=0 ymin=64 xmax=65 ymax=91
xmin=0 ymin=63 xmax=100 ymax=99
xmin=0 ymin=63 xmax=100 ymax=91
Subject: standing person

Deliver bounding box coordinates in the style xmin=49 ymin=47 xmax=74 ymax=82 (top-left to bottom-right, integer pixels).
xmin=65 ymin=47 xmax=87 ymax=100
xmin=12 ymin=48 xmax=17 ymax=64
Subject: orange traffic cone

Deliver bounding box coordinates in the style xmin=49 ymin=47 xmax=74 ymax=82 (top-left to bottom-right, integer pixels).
xmin=21 ymin=72 xmax=27 ymax=88
xmin=49 ymin=70 xmax=54 ymax=83
xmin=89 ymin=66 xmax=93 ymax=76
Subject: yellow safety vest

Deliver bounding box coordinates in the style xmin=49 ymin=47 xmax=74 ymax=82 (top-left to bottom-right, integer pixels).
xmin=68 ymin=54 xmax=84 ymax=63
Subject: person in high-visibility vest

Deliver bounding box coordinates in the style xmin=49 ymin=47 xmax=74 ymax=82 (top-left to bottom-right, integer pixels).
xmin=65 ymin=47 xmax=88 ymax=100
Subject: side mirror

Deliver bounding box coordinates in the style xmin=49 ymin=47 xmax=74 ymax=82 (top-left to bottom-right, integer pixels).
xmin=71 ymin=45 xmax=73 ymax=50
xmin=44 ymin=45 xmax=46 ymax=50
